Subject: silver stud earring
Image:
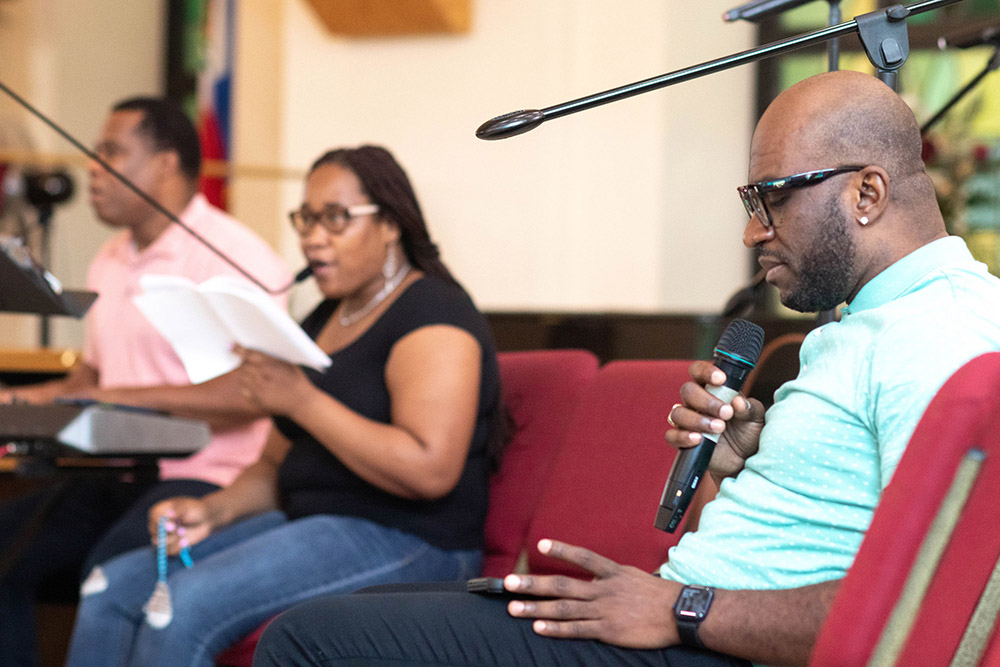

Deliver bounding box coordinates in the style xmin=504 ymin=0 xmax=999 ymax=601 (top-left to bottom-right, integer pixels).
xmin=858 ymin=216 xmax=870 ymax=226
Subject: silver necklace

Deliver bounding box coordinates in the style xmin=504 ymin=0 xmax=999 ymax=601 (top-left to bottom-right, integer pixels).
xmin=338 ymin=261 xmax=412 ymax=326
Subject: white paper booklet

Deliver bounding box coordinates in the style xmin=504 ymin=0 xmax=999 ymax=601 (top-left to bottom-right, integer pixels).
xmin=133 ymin=274 xmax=331 ymax=384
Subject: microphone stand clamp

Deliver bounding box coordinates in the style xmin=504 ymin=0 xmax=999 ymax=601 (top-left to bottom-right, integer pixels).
xmin=856 ymin=5 xmax=912 ymax=91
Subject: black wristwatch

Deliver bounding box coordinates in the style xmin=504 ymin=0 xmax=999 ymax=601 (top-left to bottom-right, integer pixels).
xmin=673 ymin=584 xmax=715 ymax=649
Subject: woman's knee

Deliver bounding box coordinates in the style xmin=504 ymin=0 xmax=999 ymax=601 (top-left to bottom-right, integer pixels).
xmin=78 ymin=549 xmax=157 ymax=614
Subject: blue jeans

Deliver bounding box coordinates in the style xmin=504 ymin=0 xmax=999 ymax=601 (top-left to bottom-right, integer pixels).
xmin=0 ymin=476 xmax=217 ymax=667
xmin=65 ymin=512 xmax=482 ymax=667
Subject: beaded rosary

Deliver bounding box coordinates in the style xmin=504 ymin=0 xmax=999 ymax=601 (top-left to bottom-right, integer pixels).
xmin=143 ymin=515 xmax=194 ymax=628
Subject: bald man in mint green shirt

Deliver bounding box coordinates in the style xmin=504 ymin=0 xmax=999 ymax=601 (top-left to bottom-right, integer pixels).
xmin=661 ymin=235 xmax=1000 ymax=591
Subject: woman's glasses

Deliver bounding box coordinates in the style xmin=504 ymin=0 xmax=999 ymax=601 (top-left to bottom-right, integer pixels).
xmin=289 ymin=203 xmax=380 ymax=235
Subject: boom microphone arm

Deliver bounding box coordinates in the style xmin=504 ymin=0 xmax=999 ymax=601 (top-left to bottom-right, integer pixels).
xmin=476 ymin=0 xmax=964 ymax=140
xmin=0 ymin=79 xmax=308 ymax=295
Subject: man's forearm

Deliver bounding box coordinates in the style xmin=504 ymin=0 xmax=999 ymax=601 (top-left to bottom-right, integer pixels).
xmin=92 ymin=371 xmax=267 ymax=428
xmin=700 ymin=579 xmax=840 ymax=667
xmin=0 ymin=362 xmax=99 ymax=403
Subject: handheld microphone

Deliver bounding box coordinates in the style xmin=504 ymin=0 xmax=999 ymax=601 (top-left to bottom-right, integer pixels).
xmin=654 ymin=318 xmax=764 ymax=533
xmin=937 ymin=24 xmax=1000 ymax=50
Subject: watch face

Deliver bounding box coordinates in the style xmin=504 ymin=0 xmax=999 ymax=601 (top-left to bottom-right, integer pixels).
xmin=676 ymin=586 xmax=714 ymax=620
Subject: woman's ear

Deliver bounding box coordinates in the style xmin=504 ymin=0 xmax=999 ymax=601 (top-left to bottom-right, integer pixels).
xmin=379 ymin=217 xmax=402 ymax=244
xmin=854 ymin=166 xmax=889 ymax=226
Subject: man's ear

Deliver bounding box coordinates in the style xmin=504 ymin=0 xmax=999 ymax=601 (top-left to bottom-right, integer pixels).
xmin=153 ymin=148 xmax=180 ymax=177
xmin=853 ymin=166 xmax=889 ymax=226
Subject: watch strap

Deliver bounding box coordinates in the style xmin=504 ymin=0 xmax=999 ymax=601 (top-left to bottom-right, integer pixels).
xmin=675 ymin=616 xmax=706 ymax=649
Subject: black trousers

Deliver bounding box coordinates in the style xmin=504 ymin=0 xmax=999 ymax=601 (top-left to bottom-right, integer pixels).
xmin=0 ymin=473 xmax=217 ymax=667
xmin=253 ymin=581 xmax=753 ymax=667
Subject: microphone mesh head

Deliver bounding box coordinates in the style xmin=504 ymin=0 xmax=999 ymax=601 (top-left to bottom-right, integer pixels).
xmin=716 ymin=318 xmax=765 ymax=366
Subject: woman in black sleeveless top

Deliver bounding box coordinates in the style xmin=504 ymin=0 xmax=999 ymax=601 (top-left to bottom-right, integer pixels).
xmin=67 ymin=146 xmax=505 ymax=667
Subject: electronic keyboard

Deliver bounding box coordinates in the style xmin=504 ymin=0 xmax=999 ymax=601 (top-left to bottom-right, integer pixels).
xmin=0 ymin=401 xmax=209 ymax=456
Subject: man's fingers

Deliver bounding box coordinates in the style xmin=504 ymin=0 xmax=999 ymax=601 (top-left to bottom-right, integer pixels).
xmin=508 ymin=597 xmax=588 ymax=621
xmin=678 ymin=381 xmax=732 ymax=419
xmin=669 ymin=393 xmax=727 ymax=437
xmin=537 ymin=539 xmax=620 ymax=578
xmin=735 ymin=395 xmax=765 ymax=421
xmin=504 ymin=572 xmax=588 ymax=601
xmin=688 ymin=360 xmax=726 ymax=386
xmin=507 ymin=597 xmax=609 ymax=641
xmin=531 ymin=618 xmax=605 ymax=640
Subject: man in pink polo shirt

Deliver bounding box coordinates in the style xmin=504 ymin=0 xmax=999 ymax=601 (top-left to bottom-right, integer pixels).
xmin=0 ymin=97 xmax=291 ymax=667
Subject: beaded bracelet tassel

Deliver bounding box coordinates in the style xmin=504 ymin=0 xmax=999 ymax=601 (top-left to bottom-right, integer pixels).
xmin=143 ymin=515 xmax=193 ymax=628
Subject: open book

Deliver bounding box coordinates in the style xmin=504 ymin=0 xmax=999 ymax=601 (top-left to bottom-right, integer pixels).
xmin=133 ymin=274 xmax=331 ymax=384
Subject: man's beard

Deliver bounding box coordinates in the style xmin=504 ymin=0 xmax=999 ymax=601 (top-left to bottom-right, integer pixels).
xmin=778 ymin=196 xmax=857 ymax=313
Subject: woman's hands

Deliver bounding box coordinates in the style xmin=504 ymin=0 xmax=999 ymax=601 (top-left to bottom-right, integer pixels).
xmin=146 ymin=430 xmax=289 ymax=554
xmin=233 ymin=345 xmax=318 ymax=418
xmin=148 ymin=497 xmax=217 ymax=555
xmin=664 ymin=360 xmax=766 ymax=481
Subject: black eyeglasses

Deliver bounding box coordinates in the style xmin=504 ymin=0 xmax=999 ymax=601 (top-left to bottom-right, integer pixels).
xmin=737 ymin=166 xmax=865 ymax=228
xmin=288 ymin=203 xmax=380 ymax=236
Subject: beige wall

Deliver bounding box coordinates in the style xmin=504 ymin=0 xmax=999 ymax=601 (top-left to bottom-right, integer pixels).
xmin=276 ymin=0 xmax=756 ymax=314
xmin=0 ymin=0 xmax=164 ymax=349
xmin=0 ymin=0 xmax=756 ymax=348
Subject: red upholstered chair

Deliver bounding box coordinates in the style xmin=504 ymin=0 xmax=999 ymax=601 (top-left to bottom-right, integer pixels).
xmin=810 ymin=352 xmax=1000 ymax=667
xmin=216 ymin=349 xmax=600 ymax=666
xmin=985 ymin=632 xmax=1000 ymax=667
xmin=524 ymin=359 xmax=695 ymax=578
xmin=482 ymin=349 xmax=600 ymax=576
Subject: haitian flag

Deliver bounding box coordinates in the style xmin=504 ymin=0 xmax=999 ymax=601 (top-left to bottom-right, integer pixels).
xmin=195 ymin=0 xmax=235 ymax=210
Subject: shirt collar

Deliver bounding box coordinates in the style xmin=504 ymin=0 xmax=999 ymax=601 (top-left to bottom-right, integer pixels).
xmin=842 ymin=236 xmax=972 ymax=316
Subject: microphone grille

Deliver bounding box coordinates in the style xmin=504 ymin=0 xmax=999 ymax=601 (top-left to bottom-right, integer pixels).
xmin=716 ymin=318 xmax=765 ymax=366
xmin=294 ymin=265 xmax=314 ymax=283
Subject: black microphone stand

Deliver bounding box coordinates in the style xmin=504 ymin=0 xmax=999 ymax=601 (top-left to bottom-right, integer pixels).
xmin=921 ymin=46 xmax=1000 ymax=135
xmin=0 ymin=79 xmax=303 ymax=296
xmin=723 ymin=0 xmax=844 ymax=71
xmin=476 ymin=0 xmax=960 ymax=140
xmin=34 ymin=199 xmax=59 ymax=347
xmin=24 ymin=169 xmax=75 ymax=346
xmin=827 ymin=0 xmax=843 ymax=71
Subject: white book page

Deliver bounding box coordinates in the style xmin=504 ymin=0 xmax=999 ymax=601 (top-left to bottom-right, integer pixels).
xmin=133 ymin=275 xmax=239 ymax=384
xmin=196 ymin=275 xmax=331 ymax=371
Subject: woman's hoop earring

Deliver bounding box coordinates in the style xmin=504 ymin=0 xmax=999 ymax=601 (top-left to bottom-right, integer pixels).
xmin=383 ymin=243 xmax=398 ymax=279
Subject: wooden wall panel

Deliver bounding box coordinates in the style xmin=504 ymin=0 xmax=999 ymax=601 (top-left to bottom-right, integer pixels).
xmin=303 ymin=0 xmax=471 ymax=36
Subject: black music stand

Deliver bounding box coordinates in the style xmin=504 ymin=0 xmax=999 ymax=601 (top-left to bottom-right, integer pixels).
xmin=0 ymin=236 xmax=96 ymax=317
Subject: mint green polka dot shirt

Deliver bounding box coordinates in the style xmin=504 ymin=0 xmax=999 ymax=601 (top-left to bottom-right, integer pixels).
xmin=661 ymin=236 xmax=1000 ymax=591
